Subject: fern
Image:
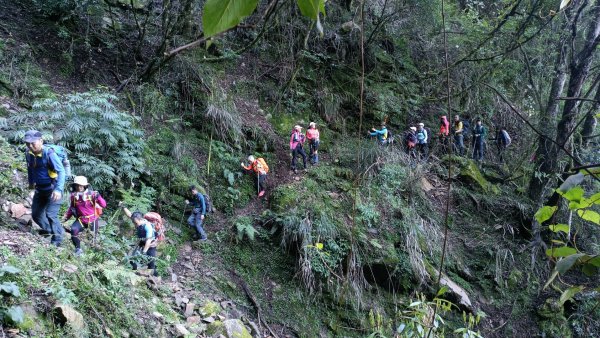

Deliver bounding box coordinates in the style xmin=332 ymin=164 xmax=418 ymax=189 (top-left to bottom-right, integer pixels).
xmin=5 ymin=90 xmax=146 ymax=190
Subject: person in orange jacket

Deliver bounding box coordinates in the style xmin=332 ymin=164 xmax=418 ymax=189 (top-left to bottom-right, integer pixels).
xmin=241 ymin=155 xmax=269 ymax=197
xmin=306 ymin=122 xmax=320 ymax=165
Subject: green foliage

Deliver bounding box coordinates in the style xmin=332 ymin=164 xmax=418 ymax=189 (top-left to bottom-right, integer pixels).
xmin=0 ymin=265 xmax=24 ymax=326
xmin=296 ymin=0 xmax=326 ymax=20
xmin=118 ymin=184 xmax=156 ymax=214
xmin=30 ymin=0 xmax=76 ymax=18
xmin=202 ymin=0 xmax=260 ymax=38
xmin=9 ymin=91 xmax=146 ymax=190
xmin=234 ymin=216 xmax=256 ymax=242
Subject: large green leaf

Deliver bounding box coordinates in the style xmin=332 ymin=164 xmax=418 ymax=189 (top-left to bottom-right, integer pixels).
xmin=546 ymin=246 xmax=577 ymax=258
xmin=549 ymin=224 xmax=569 ymax=234
xmin=577 ymin=209 xmax=600 ymax=225
xmin=5 ymin=306 xmax=25 ymax=324
xmin=555 ymin=253 xmax=586 ymax=274
xmin=0 ymin=282 xmax=21 ymax=297
xmin=587 ymin=255 xmax=600 ymax=267
xmin=582 ymin=264 xmax=598 ymax=276
xmin=0 ymin=265 xmax=20 ymax=277
xmin=535 ymin=206 xmax=557 ymax=224
xmin=558 ymin=286 xmax=583 ymax=307
xmin=202 ymin=0 xmax=259 ymax=38
xmin=297 ymin=0 xmax=326 ymax=20
xmin=561 ymin=186 xmax=584 ymax=202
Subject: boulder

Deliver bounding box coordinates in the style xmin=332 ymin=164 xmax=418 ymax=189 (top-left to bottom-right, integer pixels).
xmin=187 ymin=316 xmax=202 ymax=325
xmin=174 ymin=323 xmax=190 ymax=337
xmin=420 ymin=177 xmax=434 ymax=192
xmin=200 ymin=300 xmax=221 ymax=317
xmin=184 ymin=302 xmax=195 ymax=317
xmin=53 ymin=304 xmax=85 ymax=332
xmin=223 ymin=319 xmax=252 ymax=338
xmin=341 ymin=21 xmax=360 ymax=33
xmin=439 ymin=275 xmax=473 ymax=310
xmin=10 ymin=203 xmax=28 ymax=219
xmin=458 ymin=160 xmax=499 ymax=194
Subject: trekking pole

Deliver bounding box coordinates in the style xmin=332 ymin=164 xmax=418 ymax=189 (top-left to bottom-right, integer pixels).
xmin=256 ymin=171 xmax=260 ymax=196
xmin=180 ymin=204 xmax=187 ymax=225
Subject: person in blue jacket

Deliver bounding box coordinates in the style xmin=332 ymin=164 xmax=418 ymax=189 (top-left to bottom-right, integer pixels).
xmin=185 ymin=185 xmax=207 ymax=241
xmin=24 ymin=130 xmax=65 ymax=246
xmin=369 ymin=123 xmax=389 ymax=145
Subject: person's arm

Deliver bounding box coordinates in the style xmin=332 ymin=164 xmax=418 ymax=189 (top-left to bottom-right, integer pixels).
xmin=95 ymin=193 xmax=107 ymax=208
xmin=63 ymin=198 xmax=73 ymax=221
xmin=122 ymin=207 xmax=132 ymax=218
xmin=241 ymin=162 xmax=251 ymax=170
xmin=26 ymin=153 xmax=34 ymax=189
xmin=289 ymin=133 xmax=295 ymax=149
xmin=423 ymin=129 xmax=428 ymax=143
xmin=48 ymin=151 xmax=65 ymax=200
xmin=142 ymin=223 xmax=154 ymax=253
xmin=315 ymin=130 xmax=320 ymax=141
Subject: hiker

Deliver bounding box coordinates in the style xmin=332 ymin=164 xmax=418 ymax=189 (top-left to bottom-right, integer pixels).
xmin=494 ymin=127 xmax=511 ymax=162
xmin=439 ymin=115 xmax=450 ymax=150
xmin=404 ymin=127 xmax=417 ymax=156
xmin=462 ymin=115 xmax=472 ymax=148
xmin=472 ymin=118 xmax=487 ymax=161
xmin=122 ymin=207 xmax=158 ymax=277
xmin=306 ymin=122 xmax=320 ymax=165
xmin=289 ymin=125 xmax=308 ymax=173
xmin=453 ymin=115 xmax=465 ymax=156
xmin=416 ymin=123 xmax=429 ymax=160
xmin=241 ymin=155 xmax=269 ymax=197
xmin=61 ymin=176 xmax=106 ymax=255
xmin=24 ymin=130 xmax=65 ymax=246
xmin=185 ymin=185 xmax=207 ymax=241
xmin=369 ymin=123 xmax=389 ymax=145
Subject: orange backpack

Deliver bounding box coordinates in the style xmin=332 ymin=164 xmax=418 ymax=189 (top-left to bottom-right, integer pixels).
xmin=144 ymin=212 xmax=166 ymax=242
xmin=256 ymin=158 xmax=269 ymax=174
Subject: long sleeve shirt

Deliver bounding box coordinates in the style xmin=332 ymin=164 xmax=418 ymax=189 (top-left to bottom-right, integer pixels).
xmin=290 ymin=131 xmax=306 ymax=150
xmin=242 ymin=159 xmax=268 ymax=175
xmin=191 ymin=192 xmax=206 ymax=215
xmin=369 ymin=128 xmax=388 ymax=143
xmin=439 ymin=118 xmax=450 ymax=136
xmin=64 ymin=191 xmax=107 ymax=224
xmin=27 ymin=147 xmax=65 ymax=193
xmin=416 ymin=128 xmax=428 ymax=144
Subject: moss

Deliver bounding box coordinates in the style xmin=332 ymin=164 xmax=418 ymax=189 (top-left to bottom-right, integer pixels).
xmin=206 ymin=320 xmax=225 ymax=336
xmin=537 ymin=298 xmax=572 ymax=338
xmin=199 ymin=300 xmax=221 ymax=317
xmin=458 ymin=160 xmax=500 ymax=194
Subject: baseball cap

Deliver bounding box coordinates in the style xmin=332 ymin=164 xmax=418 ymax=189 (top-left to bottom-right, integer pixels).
xmin=23 ymin=130 xmax=42 ymax=143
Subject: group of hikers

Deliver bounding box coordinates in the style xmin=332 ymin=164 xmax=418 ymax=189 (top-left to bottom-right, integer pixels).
xmin=369 ymin=115 xmax=511 ymax=162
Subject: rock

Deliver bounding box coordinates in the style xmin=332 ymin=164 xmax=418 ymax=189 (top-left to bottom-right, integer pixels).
xmin=171 ymin=273 xmax=178 ymax=283
xmin=17 ymin=214 xmax=32 ymax=225
xmin=439 ymin=275 xmax=473 ymax=310
xmin=62 ymin=264 xmax=78 ymax=273
xmin=217 ymin=315 xmax=226 ymax=321
xmin=54 ymin=304 xmax=85 ymax=332
xmin=200 ymin=300 xmax=221 ymax=317
xmin=1 ymin=202 xmax=10 ymax=212
xmin=183 ymin=262 xmax=195 ymax=270
xmin=171 ymin=226 xmax=182 ymax=235
xmin=152 ymin=312 xmax=164 ymax=321
xmin=341 ymin=21 xmax=360 ymax=32
xmin=184 ymin=302 xmax=195 ymax=317
xmin=174 ymin=323 xmax=190 ymax=337
xmin=245 ymin=320 xmax=261 ymax=336
xmin=10 ymin=203 xmax=27 ymax=219
xmin=203 ymin=316 xmax=216 ymax=323
xmin=420 ymin=177 xmax=434 ymax=192
xmin=458 ymin=160 xmax=499 ymax=194
xmin=187 ymin=316 xmax=202 ymax=325
xmin=223 ymin=319 xmax=252 ymax=338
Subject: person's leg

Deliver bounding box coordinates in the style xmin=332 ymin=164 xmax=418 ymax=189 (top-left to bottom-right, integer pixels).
xmin=258 ymin=174 xmax=266 ymax=193
xmin=146 ymin=247 xmax=158 ymax=276
xmin=31 ymin=191 xmax=51 ymax=234
xmin=46 ymin=195 xmax=64 ymax=246
xmin=423 ymin=144 xmax=429 ymax=160
xmin=291 ymin=149 xmax=298 ymax=170
xmin=193 ymin=214 xmax=207 ymax=240
xmin=299 ymin=147 xmax=307 ymax=169
xmin=71 ymin=220 xmax=84 ymax=251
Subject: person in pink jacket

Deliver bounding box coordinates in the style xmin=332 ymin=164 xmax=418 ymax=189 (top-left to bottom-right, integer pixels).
xmin=62 ymin=176 xmax=106 ymax=256
xmin=306 ymin=122 xmax=320 ymax=165
xmin=289 ymin=125 xmax=307 ymax=173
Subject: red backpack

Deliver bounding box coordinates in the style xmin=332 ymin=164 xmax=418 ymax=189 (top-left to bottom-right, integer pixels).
xmin=143 ymin=212 xmax=166 ymax=242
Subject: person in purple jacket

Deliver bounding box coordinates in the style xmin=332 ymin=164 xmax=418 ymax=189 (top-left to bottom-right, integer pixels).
xmin=24 ymin=130 xmax=66 ymax=246
xmin=290 ymin=125 xmax=307 ymax=174
xmin=62 ymin=176 xmax=107 ymax=255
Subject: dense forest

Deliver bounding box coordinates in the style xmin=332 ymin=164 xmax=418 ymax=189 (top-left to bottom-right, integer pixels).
xmin=0 ymin=0 xmax=599 ymax=337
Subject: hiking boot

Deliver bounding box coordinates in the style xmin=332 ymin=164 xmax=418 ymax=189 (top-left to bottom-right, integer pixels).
xmin=258 ymin=190 xmax=265 ymax=197
xmin=74 ymin=248 xmax=83 ymax=256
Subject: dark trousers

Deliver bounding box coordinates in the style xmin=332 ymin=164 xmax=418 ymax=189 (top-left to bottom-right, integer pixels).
xmin=32 ymin=190 xmax=64 ymax=245
xmin=309 ymin=140 xmax=319 ymax=164
xmin=291 ymin=145 xmax=307 ymax=170
xmin=417 ymin=143 xmax=429 ymax=160
xmin=131 ymin=245 xmax=157 ymax=276
xmin=454 ymin=134 xmax=465 ymax=156
xmin=473 ymin=139 xmax=484 ymax=161
xmin=187 ymin=209 xmax=207 ymax=240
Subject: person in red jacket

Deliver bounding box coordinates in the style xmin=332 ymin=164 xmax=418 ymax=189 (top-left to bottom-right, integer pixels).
xmin=439 ymin=115 xmax=450 ymax=150
xmin=306 ymin=122 xmax=320 ymax=165
xmin=62 ymin=176 xmax=106 ymax=256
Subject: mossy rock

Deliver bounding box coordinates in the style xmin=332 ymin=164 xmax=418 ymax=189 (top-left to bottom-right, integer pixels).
xmin=537 ymin=298 xmax=572 ymax=338
xmin=199 ymin=300 xmax=221 ymax=317
xmin=458 ymin=160 xmax=500 ymax=194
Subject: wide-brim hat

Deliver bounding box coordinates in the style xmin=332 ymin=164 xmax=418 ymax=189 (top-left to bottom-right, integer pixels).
xmin=294 ymin=125 xmax=302 ymax=130
xmin=23 ymin=130 xmax=42 ymax=143
xmin=73 ymin=176 xmax=89 ymax=186
xmin=410 ymin=127 xmax=417 ymax=131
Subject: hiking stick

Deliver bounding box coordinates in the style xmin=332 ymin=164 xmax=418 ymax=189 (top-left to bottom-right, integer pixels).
xmin=256 ymin=171 xmax=260 ymax=196
xmin=207 ymin=127 xmax=214 ymax=176
xmin=180 ymin=205 xmax=187 ymax=225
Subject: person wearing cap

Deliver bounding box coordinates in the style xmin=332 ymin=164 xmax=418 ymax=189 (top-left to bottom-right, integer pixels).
xmin=241 ymin=155 xmax=269 ymax=197
xmin=306 ymin=122 xmax=320 ymax=165
xmin=416 ymin=123 xmax=429 ymax=160
xmin=472 ymin=118 xmax=487 ymax=161
xmin=62 ymin=176 xmax=107 ymax=255
xmin=121 ymin=207 xmax=159 ymax=277
xmin=404 ymin=127 xmax=418 ymax=156
xmin=369 ymin=123 xmax=389 ymax=145
xmin=453 ymin=115 xmax=465 ymax=156
xmin=24 ymin=130 xmax=66 ymax=246
xmin=289 ymin=125 xmax=307 ymax=174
